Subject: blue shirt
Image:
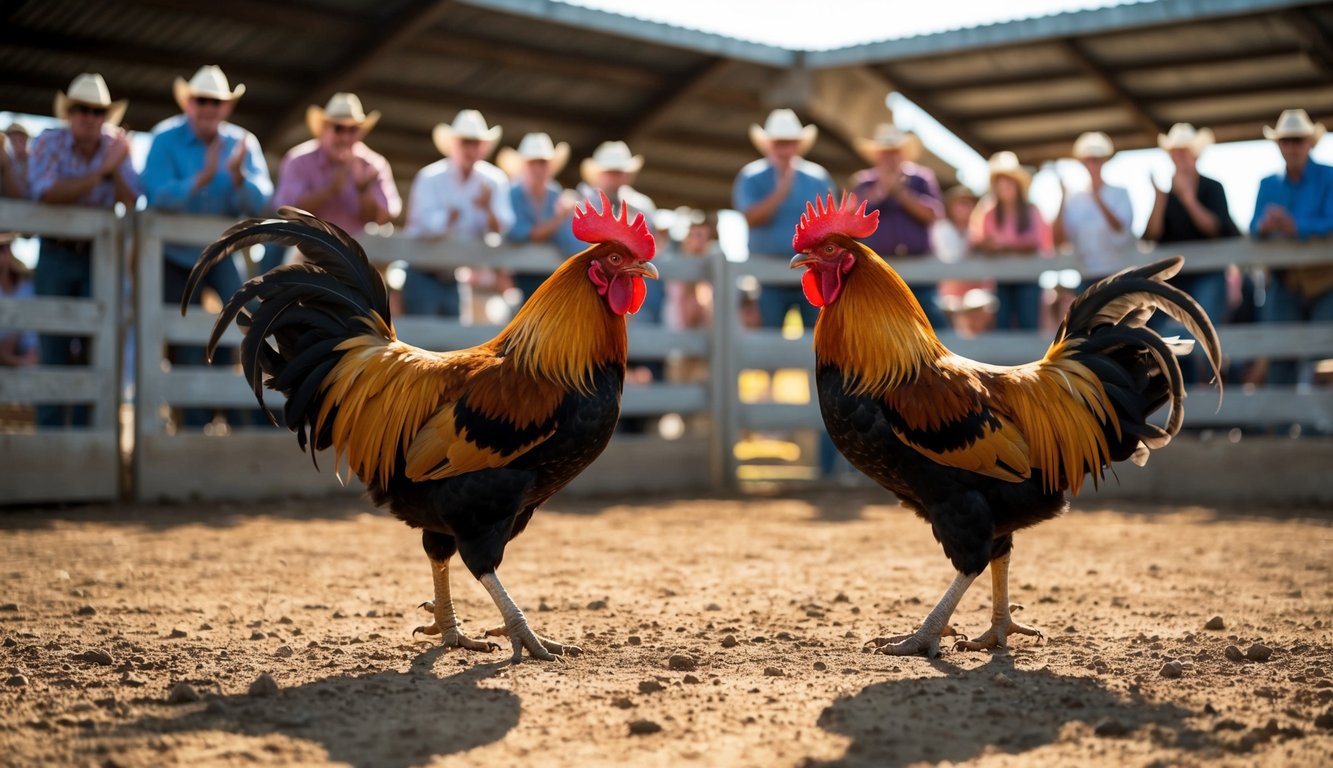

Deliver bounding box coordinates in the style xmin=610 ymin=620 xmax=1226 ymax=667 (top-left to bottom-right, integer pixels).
xmin=507 ymin=180 xmax=584 ymax=257
xmin=141 ymin=116 xmax=273 ymax=268
xmin=733 ymin=158 xmax=833 ymax=258
xmin=1250 ymin=159 xmax=1333 ymax=240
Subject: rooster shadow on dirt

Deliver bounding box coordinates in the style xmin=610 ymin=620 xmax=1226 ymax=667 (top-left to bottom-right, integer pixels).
xmin=807 ymin=654 xmax=1218 ymax=767
xmin=104 ymin=647 xmax=518 ymax=768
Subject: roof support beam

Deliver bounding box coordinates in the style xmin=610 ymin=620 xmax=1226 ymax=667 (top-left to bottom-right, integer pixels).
xmin=257 ymin=0 xmax=458 ymax=149
xmin=1060 ymin=38 xmax=1164 ymax=141
xmin=865 ymin=65 xmax=996 ymax=160
xmin=1285 ymin=7 xmax=1333 ymax=75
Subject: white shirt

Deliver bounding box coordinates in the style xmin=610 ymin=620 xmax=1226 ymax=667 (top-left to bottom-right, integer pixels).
xmin=405 ymin=158 xmax=514 ymax=239
xmin=1061 ymin=184 xmax=1135 ymax=278
xmin=930 ymin=220 xmax=970 ymax=264
xmin=575 ymin=182 xmax=657 ymax=225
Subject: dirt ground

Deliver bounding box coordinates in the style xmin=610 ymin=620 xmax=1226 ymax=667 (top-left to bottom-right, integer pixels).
xmin=1 ymin=488 xmax=1331 ymax=767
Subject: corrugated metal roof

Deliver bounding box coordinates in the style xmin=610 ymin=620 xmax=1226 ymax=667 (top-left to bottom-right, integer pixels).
xmin=1 ymin=0 xmax=1328 ymax=212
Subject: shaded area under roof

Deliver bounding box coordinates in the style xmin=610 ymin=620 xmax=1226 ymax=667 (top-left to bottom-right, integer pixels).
xmin=1 ymin=0 xmax=1328 ymax=213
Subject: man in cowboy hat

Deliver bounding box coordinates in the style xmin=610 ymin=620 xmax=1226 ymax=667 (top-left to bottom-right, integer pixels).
xmin=499 ymin=132 xmax=582 ymax=305
xmin=1251 ymin=108 xmax=1333 ymax=386
xmin=1053 ymin=131 xmax=1134 ymax=282
xmin=851 ymin=122 xmax=945 ymax=327
xmin=27 ymin=73 xmax=141 ymax=428
xmin=141 ymin=64 xmax=274 ymax=429
xmin=733 ymin=108 xmax=832 ymax=329
xmin=274 ymin=92 xmax=399 ymax=245
xmin=403 ymin=109 xmax=514 ymax=319
xmin=1142 ymin=123 xmax=1239 ymax=384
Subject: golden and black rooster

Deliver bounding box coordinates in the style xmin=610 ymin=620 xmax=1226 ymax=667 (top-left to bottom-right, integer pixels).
xmin=183 ymin=193 xmax=657 ymax=662
xmin=790 ymin=193 xmax=1221 ymax=657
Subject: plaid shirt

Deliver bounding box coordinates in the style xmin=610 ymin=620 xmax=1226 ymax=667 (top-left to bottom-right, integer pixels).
xmin=27 ymin=126 xmax=141 ymax=208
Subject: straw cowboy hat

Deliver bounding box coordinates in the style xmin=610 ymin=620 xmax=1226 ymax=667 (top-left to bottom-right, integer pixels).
xmin=173 ymin=65 xmax=245 ymax=112
xmin=53 ymin=73 xmax=127 ymax=127
xmin=855 ymin=123 xmax=922 ymax=163
xmin=4 ymin=123 xmax=28 ymax=139
xmin=1264 ymin=109 xmax=1326 ymax=142
xmin=580 ymin=140 xmax=644 ymax=183
xmin=1072 ymin=131 xmax=1114 ymax=159
xmin=497 ymin=132 xmax=570 ymax=179
xmin=749 ymin=108 xmax=817 ymax=156
xmin=938 ymin=287 xmax=998 ymax=315
xmin=306 ymin=92 xmax=381 ymax=138
xmin=1157 ymin=123 xmax=1215 ymax=155
xmin=943 ymin=184 xmax=979 ymax=206
xmin=432 ymin=109 xmax=502 ymax=157
xmin=987 ymin=151 xmax=1031 ymax=193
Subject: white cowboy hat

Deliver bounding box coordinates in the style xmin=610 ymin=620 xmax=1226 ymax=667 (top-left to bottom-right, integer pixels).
xmin=432 ymin=109 xmax=502 ymax=157
xmin=1072 ymin=131 xmax=1114 ymax=159
xmin=4 ymin=123 xmax=28 ymax=138
xmin=749 ymin=108 xmax=817 ymax=156
xmin=987 ymin=151 xmax=1031 ymax=193
xmin=854 ymin=123 xmax=922 ymax=164
xmin=1263 ymin=109 xmax=1326 ymax=142
xmin=938 ymin=287 xmax=998 ymax=314
xmin=497 ymin=132 xmax=571 ymax=179
xmin=580 ymin=140 xmax=644 ymax=183
xmin=1157 ymin=123 xmax=1215 ymax=155
xmin=306 ymin=92 xmax=381 ymax=138
xmin=173 ymin=65 xmax=245 ymax=112
xmin=53 ymin=73 xmax=127 ymax=127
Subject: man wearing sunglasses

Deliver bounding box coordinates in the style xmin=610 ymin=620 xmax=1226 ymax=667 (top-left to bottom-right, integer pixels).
xmin=26 ymin=73 xmax=141 ymax=428
xmin=141 ymin=65 xmax=273 ymax=430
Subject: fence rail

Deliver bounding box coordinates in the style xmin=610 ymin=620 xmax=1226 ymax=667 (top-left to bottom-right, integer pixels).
xmin=2 ymin=199 xmax=1332 ymax=505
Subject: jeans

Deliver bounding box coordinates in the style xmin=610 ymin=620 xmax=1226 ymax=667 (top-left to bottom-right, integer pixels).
xmin=402 ymin=267 xmax=460 ymax=318
xmin=1259 ymin=274 xmax=1333 ymax=386
xmin=164 ymin=257 xmax=257 ymax=429
xmin=33 ymin=239 xmax=92 ymax=428
xmin=758 ymin=285 xmax=819 ymax=330
xmin=993 ymin=282 xmax=1041 ymax=331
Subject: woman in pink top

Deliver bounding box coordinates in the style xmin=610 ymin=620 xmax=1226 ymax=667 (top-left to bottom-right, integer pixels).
xmin=970 ymin=152 xmax=1052 ymax=330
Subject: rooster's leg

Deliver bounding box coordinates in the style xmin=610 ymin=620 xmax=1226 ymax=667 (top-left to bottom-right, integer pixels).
xmin=412 ymin=558 xmax=499 ymax=653
xmin=479 ymin=572 xmax=581 ymax=663
xmin=869 ymin=572 xmax=977 ymax=658
xmin=954 ymin=552 xmax=1044 ymax=652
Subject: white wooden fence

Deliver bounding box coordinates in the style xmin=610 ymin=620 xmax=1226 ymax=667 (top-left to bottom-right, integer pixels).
xmin=0 ymin=200 xmax=122 ymax=504
xmin=2 ymin=199 xmax=1332 ymax=505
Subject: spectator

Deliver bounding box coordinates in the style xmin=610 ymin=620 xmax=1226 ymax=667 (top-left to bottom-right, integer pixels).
xmin=1055 ymin=131 xmax=1134 ymax=283
xmin=1144 ymin=123 xmax=1239 ymax=384
xmin=733 ymin=108 xmax=833 ymax=330
xmin=664 ymin=213 xmax=717 ymax=384
xmin=970 ymin=151 xmax=1051 ymax=331
xmin=141 ymin=65 xmax=272 ymax=430
xmin=1250 ymin=109 xmax=1333 ymax=387
xmin=403 ymin=109 xmax=513 ymax=319
xmin=0 ymin=232 xmax=38 ymax=368
xmin=931 ymin=185 xmax=994 ymax=335
xmin=577 ymin=140 xmax=663 ymax=433
xmin=27 ymin=73 xmax=140 ymax=428
xmin=851 ymin=123 xmax=945 ymax=327
xmin=273 ymin=92 xmax=399 ymax=259
xmin=1 ymin=123 xmax=29 ymax=198
xmin=497 ymin=132 xmax=581 ymax=304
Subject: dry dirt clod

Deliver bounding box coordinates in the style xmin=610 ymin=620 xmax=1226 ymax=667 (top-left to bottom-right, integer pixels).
xmin=275 ymin=645 xmax=294 ymax=658
xmin=1204 ymin=616 xmax=1225 ymax=630
xmin=1313 ymin=711 xmax=1333 ymax=730
xmin=992 ymin=672 xmax=1015 ymax=688
xmin=763 ymin=666 xmax=784 ymax=677
xmin=167 ymin=682 xmax=201 ymax=704
xmin=720 ymin=635 xmax=737 ymax=649
xmin=637 ymin=680 xmax=664 ymax=694
xmin=586 ymin=599 xmax=608 ymax=610
xmin=682 ymin=674 xmax=701 ymax=684
xmin=74 ymin=650 xmax=114 ymax=666
xmin=6 ymin=674 xmax=28 ymax=687
xmin=667 ymin=654 xmax=697 ymax=672
xmin=611 ymin=697 xmax=634 ymax=709
xmin=626 ymin=636 xmax=641 ymax=646
xmin=628 ymin=719 xmax=662 ymax=736
xmin=0 ymin=603 xmax=18 ymax=612
xmin=1224 ymin=645 xmax=1245 ymax=662
xmin=1160 ymin=661 xmax=1185 ymax=679
xmin=168 ymin=629 xmax=187 ymax=639
xmin=75 ymin=606 xmax=96 ymax=617
xmin=1093 ymin=718 xmax=1130 ymax=737
xmin=1245 ymin=643 xmax=1273 ymax=662
xmin=813 ymin=661 xmax=827 ymax=671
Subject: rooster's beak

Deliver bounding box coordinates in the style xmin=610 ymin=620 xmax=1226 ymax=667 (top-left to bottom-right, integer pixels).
xmin=628 ymin=261 xmax=659 ymax=280
xmin=789 ymin=253 xmax=815 ymax=269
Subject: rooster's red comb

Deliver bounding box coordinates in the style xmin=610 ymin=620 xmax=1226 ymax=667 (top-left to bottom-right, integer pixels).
xmin=792 ymin=191 xmax=880 ymax=253
xmin=572 ymin=190 xmax=656 ymax=261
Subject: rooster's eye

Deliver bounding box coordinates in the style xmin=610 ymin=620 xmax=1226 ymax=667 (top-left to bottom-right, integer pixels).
xmin=608 ymin=253 xmax=622 ymax=265
xmin=823 ymin=244 xmax=835 ymax=254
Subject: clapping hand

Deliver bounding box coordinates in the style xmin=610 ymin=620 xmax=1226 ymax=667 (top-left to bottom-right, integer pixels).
xmin=101 ymin=128 xmax=131 ymax=177
xmin=227 ymin=136 xmax=248 ymax=186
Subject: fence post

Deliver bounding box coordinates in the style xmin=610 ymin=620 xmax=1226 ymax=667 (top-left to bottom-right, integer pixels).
xmin=710 ymin=258 xmax=740 ymax=490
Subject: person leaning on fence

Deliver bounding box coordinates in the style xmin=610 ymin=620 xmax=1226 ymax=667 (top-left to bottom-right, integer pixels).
xmin=403 ymin=109 xmax=514 ymax=320
xmin=498 ymin=132 xmax=582 ymax=306
xmin=271 ymin=92 xmax=400 ymax=273
xmin=931 ymin=185 xmax=995 ymax=335
xmin=1054 ymin=131 xmax=1134 ymax=284
xmin=1250 ymin=109 xmax=1333 ymax=388
xmin=26 ymin=73 xmax=141 ymax=429
xmin=969 ymin=151 xmax=1052 ymax=332
xmin=733 ymin=109 xmax=833 ymax=330
xmin=850 ymin=123 xmax=946 ymax=328
xmin=1 ymin=125 xmax=27 ymax=199
xmin=0 ymin=232 xmax=38 ymax=368
xmin=141 ymin=65 xmax=273 ymax=431
xmin=1143 ymin=123 xmax=1240 ymax=384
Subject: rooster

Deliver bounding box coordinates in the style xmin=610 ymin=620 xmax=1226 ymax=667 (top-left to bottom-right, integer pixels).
xmin=789 ymin=193 xmax=1220 ymax=657
xmin=182 ymin=194 xmax=657 ymax=662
